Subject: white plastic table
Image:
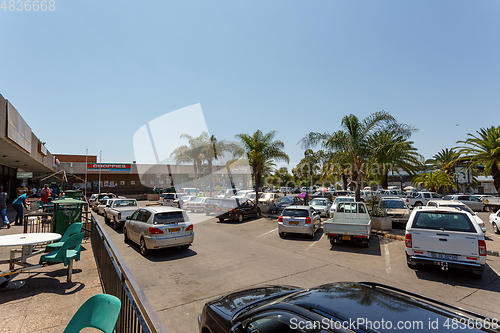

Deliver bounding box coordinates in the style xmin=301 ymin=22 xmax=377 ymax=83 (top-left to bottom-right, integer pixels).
xmin=0 ymin=233 xmax=61 ymax=290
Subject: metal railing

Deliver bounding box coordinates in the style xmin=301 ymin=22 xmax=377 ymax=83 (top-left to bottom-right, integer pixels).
xmin=90 ymin=212 xmax=168 ymax=333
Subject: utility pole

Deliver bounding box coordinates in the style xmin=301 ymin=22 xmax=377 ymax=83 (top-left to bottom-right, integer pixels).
xmin=85 ymin=148 xmax=88 ymax=199
xmin=98 ymin=150 xmax=102 ymax=195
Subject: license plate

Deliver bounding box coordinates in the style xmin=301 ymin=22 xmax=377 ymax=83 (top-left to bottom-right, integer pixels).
xmin=166 ymin=200 xmax=172 ymax=202
xmin=431 ymin=253 xmax=457 ymax=261
xmin=169 ymin=227 xmax=181 ymax=232
xmin=342 ymin=235 xmax=351 ymax=241
xmin=289 ymin=221 xmax=299 ymax=225
xmin=208 ymin=205 xmax=213 ymax=208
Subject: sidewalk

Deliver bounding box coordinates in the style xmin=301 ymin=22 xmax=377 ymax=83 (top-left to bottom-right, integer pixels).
xmin=0 ymin=206 xmax=103 ymax=333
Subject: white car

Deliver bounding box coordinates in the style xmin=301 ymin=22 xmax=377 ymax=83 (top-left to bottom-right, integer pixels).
xmin=489 ymin=209 xmax=500 ymax=234
xmin=405 ymin=206 xmax=486 ymax=276
xmin=329 ymin=196 xmax=355 ymax=218
xmin=309 ymin=198 xmax=331 ymax=217
xmin=123 ymin=206 xmax=194 ymax=256
xmin=185 ymin=197 xmax=209 ymax=212
xmin=97 ymin=199 xmax=113 ymax=215
xmin=427 ymin=200 xmax=487 ymax=233
xmin=258 ymin=192 xmax=279 ymax=205
xmin=178 ymin=195 xmax=197 ymax=209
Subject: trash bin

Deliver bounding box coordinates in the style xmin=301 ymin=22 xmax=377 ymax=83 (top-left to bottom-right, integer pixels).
xmin=51 ymin=198 xmax=86 ymax=236
xmin=65 ymin=190 xmax=83 ymax=200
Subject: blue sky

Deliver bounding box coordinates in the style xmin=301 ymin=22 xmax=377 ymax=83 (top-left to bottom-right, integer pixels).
xmin=1 ymin=0 xmax=499 ymax=169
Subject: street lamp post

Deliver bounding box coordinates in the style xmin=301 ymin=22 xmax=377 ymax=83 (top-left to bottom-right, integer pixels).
xmin=98 ymin=150 xmax=102 ymax=195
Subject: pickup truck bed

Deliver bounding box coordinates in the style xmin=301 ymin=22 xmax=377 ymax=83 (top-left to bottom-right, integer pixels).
xmin=324 ymin=202 xmax=371 ymax=247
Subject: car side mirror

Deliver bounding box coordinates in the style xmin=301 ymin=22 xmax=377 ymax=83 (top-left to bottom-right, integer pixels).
xmin=126 ymin=216 xmax=131 ymax=220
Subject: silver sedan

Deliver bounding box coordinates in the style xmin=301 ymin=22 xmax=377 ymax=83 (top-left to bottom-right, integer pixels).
xmin=278 ymin=205 xmax=321 ymax=238
xmin=309 ymin=198 xmax=331 ymax=217
xmin=123 ymin=206 xmax=194 ymax=256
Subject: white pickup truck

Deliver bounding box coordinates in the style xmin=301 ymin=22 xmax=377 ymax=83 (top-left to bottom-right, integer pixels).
xmin=405 ymin=206 xmax=486 ymax=276
xmin=477 ymin=195 xmax=500 ymax=211
xmin=405 ymin=191 xmax=442 ymax=208
xmin=104 ymin=198 xmax=139 ymax=230
xmin=324 ymin=202 xmax=371 ymax=247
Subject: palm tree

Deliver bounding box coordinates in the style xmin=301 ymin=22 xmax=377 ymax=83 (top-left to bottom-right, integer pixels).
xmin=301 ymin=111 xmax=414 ymax=201
xmin=321 ymin=151 xmax=350 ymax=190
xmin=427 ymin=148 xmax=460 ymax=176
xmin=236 ymin=130 xmax=290 ymax=201
xmin=457 ymin=126 xmax=500 ymax=194
xmin=171 ymin=132 xmax=211 ymax=180
xmin=366 ymin=131 xmax=422 ymax=189
xmin=412 ymin=170 xmax=455 ymax=192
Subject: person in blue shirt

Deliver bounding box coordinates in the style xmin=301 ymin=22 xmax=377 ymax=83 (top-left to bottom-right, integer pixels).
xmin=12 ymin=193 xmax=28 ymax=225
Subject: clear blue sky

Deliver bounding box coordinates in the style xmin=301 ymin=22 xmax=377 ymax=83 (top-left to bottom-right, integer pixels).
xmin=1 ymin=0 xmax=499 ymax=169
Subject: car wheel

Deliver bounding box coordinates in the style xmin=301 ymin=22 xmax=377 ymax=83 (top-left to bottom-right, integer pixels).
xmin=123 ymin=228 xmax=129 ymax=243
xmin=493 ymin=222 xmax=500 ymax=234
xmin=279 ymin=232 xmax=285 ymax=238
xmin=112 ymin=218 xmax=118 ymax=230
xmin=218 ymin=218 xmax=224 ymax=222
xmin=238 ymin=214 xmax=243 ymax=222
xmin=205 ymin=211 xmax=210 ymax=216
xmin=180 ymin=244 xmax=190 ymax=250
xmin=256 ymin=210 xmax=261 ymax=218
xmin=104 ymin=216 xmax=110 ymax=224
xmin=414 ymin=202 xmax=422 ymax=207
xmin=140 ymin=238 xmax=150 ymax=256
xmin=329 ymin=238 xmax=336 ymax=246
xmin=362 ymin=239 xmax=369 ymax=248
xmin=483 ymin=205 xmax=488 ymax=212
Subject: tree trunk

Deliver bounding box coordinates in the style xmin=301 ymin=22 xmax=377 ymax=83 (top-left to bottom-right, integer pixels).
xmin=342 ymin=173 xmax=348 ymax=190
xmin=492 ymin=163 xmax=500 ymax=195
xmin=255 ymin=171 xmax=261 ymax=201
xmin=381 ymin=172 xmax=388 ymax=189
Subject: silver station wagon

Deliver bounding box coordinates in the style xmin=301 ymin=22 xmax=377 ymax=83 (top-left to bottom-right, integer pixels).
xmin=278 ymin=205 xmax=321 ymax=238
xmin=123 ymin=207 xmax=194 ymax=256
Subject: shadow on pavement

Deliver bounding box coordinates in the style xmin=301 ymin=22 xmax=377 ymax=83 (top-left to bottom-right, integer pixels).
xmin=279 ymin=228 xmax=324 ymax=242
xmin=329 ymin=234 xmax=384 ymax=256
xmin=127 ymin=242 xmax=198 ymax=262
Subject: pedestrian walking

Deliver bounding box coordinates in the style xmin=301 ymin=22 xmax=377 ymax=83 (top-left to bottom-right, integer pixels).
xmin=12 ymin=193 xmax=28 ymax=225
xmin=0 ymin=186 xmax=9 ymax=229
xmin=41 ymin=184 xmax=51 ymax=204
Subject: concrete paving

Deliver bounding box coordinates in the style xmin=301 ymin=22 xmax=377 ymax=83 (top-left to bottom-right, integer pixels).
xmin=0 ymin=207 xmax=102 ymax=333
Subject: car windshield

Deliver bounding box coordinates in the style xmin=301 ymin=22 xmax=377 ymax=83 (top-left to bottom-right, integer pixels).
xmin=380 ymin=200 xmax=406 ymax=209
xmin=153 ymin=211 xmax=187 ymax=224
xmin=334 ymin=197 xmax=354 ymax=204
xmin=310 ymin=199 xmax=327 ymax=206
xmin=280 ymin=197 xmax=293 ymax=203
xmin=337 ymin=203 xmax=367 ymax=213
xmin=191 ymin=198 xmax=204 ymax=202
xmin=181 ymin=196 xmax=192 ymax=201
xmin=282 ymin=209 xmax=309 ymax=217
xmin=113 ymin=200 xmax=137 ymax=207
xmin=412 ymin=212 xmax=475 ymax=232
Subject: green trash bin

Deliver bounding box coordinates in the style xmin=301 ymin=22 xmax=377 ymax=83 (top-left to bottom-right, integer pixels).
xmin=51 ymin=198 xmax=86 ymax=236
xmin=65 ymin=190 xmax=83 ymax=200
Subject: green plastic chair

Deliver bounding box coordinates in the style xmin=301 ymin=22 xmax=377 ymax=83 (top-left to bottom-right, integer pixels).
xmin=45 ymin=222 xmax=83 ymax=252
xmin=63 ymin=294 xmax=121 ymax=333
xmin=39 ymin=232 xmax=85 ymax=266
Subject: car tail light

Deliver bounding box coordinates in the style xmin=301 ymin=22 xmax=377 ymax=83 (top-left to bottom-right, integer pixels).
xmin=405 ymin=233 xmax=412 ymax=248
xmin=406 ymin=198 xmax=409 ymax=202
xmin=278 ymin=216 xmax=283 ymax=222
xmin=186 ymin=224 xmax=194 ymax=231
xmin=149 ymin=227 xmax=164 ymax=235
xmin=205 ymin=203 xmax=207 ymax=207
xmin=305 ymin=217 xmax=312 ymax=224
xmin=231 ymin=209 xmax=237 ymax=212
xmin=118 ymin=213 xmax=121 ymax=220
xmin=479 ymin=240 xmax=487 ymax=256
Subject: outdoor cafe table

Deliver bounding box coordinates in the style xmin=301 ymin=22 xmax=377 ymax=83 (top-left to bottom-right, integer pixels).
xmin=0 ymin=233 xmax=61 ymax=290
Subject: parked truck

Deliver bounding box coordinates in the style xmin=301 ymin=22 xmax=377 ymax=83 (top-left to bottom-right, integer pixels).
xmin=404 ymin=191 xmax=442 ymax=208
xmin=324 ymin=202 xmax=371 ymax=247
xmin=104 ymin=198 xmax=139 ymax=230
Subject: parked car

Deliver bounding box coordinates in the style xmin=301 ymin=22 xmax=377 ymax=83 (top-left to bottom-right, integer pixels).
xmin=97 ymin=199 xmax=113 ymax=215
xmin=405 ymin=206 xmax=486 ymax=276
xmin=204 ymin=198 xmax=222 ymax=215
xmin=427 ymin=200 xmax=487 ymax=233
xmin=377 ymin=197 xmax=410 ymax=225
xmin=276 ymin=196 xmax=303 ymax=212
xmin=325 ymin=202 xmax=371 ymax=247
xmin=162 ymin=193 xmax=180 ymax=207
xmin=311 ymin=191 xmax=333 ymax=201
xmin=199 ymin=281 xmax=498 ymax=333
xmin=489 ymin=209 xmax=500 ymax=234
xmin=88 ymin=193 xmax=98 ymax=205
xmin=405 ymin=191 xmax=442 ymax=208
xmin=329 ymin=196 xmax=354 ymax=217
xmin=104 ymin=198 xmax=139 ymax=230
xmin=257 ymin=192 xmax=280 ymax=205
xmin=216 ymin=198 xmax=261 ymax=222
xmin=91 ymin=193 xmax=116 ymax=211
xmin=178 ymin=195 xmax=197 ymax=209
xmin=474 ymin=195 xmax=500 ymax=211
xmin=186 ymin=197 xmax=209 ymax=213
xmin=123 ymin=206 xmax=194 ymax=256
xmin=308 ymin=197 xmax=331 ymax=217
xmin=443 ymin=194 xmax=486 ymax=212
xmin=278 ymin=205 xmax=321 ymax=238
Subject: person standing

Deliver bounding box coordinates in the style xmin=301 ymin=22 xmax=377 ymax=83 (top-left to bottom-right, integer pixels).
xmin=12 ymin=193 xmax=28 ymax=225
xmin=41 ymin=185 xmax=51 ymax=204
xmin=0 ymin=186 xmax=9 ymax=229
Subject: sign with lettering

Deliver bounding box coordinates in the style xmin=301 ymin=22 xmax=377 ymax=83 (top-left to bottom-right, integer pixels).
xmin=87 ymin=163 xmax=131 ymax=172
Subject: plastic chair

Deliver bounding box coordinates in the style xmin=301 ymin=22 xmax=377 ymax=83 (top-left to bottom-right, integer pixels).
xmin=45 ymin=222 xmax=83 ymax=252
xmin=63 ymin=294 xmax=121 ymax=333
xmin=40 ymin=232 xmax=85 ymax=281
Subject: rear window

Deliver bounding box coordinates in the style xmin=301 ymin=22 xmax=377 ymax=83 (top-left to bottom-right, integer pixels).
xmin=380 ymin=200 xmax=406 ymax=209
xmin=165 ymin=194 xmax=176 ymax=199
xmin=310 ymin=199 xmax=327 ymax=206
xmin=219 ymin=199 xmax=238 ymax=208
xmin=282 ymin=209 xmax=309 ymax=217
xmin=207 ymin=199 xmax=221 ymax=204
xmin=337 ymin=203 xmax=366 ymax=213
xmin=411 ymin=212 xmax=475 ymax=232
xmin=113 ymin=200 xmax=137 ymax=207
xmin=153 ymin=212 xmax=186 ymax=224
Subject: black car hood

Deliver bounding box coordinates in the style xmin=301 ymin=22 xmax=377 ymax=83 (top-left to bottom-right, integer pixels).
xmin=208 ymin=286 xmax=300 ymax=317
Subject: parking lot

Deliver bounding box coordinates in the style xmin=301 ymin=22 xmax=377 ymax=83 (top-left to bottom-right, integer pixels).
xmin=95 ymin=202 xmax=500 ymax=333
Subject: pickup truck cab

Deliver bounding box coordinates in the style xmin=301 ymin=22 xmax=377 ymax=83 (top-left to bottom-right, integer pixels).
xmin=104 ymin=198 xmax=139 ymax=230
xmin=427 ymin=200 xmax=487 ymax=233
xmin=324 ymin=202 xmax=371 ymax=247
xmin=405 ymin=206 xmax=486 ymax=276
xmin=405 ymin=191 xmax=441 ymax=208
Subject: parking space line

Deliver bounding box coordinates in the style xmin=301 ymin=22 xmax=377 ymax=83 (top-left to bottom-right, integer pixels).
xmin=487 ymin=232 xmax=500 ymax=241
xmin=304 ymin=240 xmax=320 ymax=251
xmin=257 ymin=228 xmax=278 ymax=238
xmin=382 ymin=243 xmax=392 ymax=274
